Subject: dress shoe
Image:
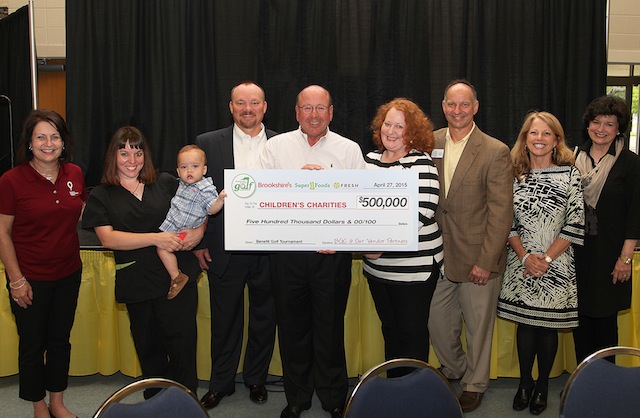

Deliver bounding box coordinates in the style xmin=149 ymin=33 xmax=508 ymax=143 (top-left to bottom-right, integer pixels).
xmin=458 ymin=391 xmax=484 ymax=412
xmin=200 ymin=390 xmax=233 ymax=409
xmin=529 ymin=390 xmax=548 ymax=415
xmin=248 ymin=384 xmax=268 ymax=404
xmin=512 ymin=384 xmax=534 ymax=411
xmin=280 ymin=403 xmax=311 ymax=418
xmin=330 ymin=407 xmax=343 ymax=418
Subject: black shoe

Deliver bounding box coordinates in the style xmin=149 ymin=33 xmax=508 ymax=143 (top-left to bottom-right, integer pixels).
xmin=200 ymin=390 xmax=233 ymax=409
xmin=248 ymin=384 xmax=268 ymax=404
xmin=512 ymin=384 xmax=534 ymax=411
xmin=529 ymin=390 xmax=548 ymax=415
xmin=330 ymin=407 xmax=343 ymax=418
xmin=281 ymin=403 xmax=311 ymax=418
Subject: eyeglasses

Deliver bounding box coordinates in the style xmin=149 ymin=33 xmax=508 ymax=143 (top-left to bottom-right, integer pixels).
xmin=297 ymin=105 xmax=331 ymax=114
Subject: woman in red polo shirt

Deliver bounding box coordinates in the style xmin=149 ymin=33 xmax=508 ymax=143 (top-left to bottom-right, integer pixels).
xmin=0 ymin=109 xmax=86 ymax=418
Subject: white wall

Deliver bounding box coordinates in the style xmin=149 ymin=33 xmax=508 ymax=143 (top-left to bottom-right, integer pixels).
xmin=5 ymin=0 xmax=65 ymax=57
xmin=609 ymin=0 xmax=640 ymax=63
xmin=3 ymin=0 xmax=640 ymax=63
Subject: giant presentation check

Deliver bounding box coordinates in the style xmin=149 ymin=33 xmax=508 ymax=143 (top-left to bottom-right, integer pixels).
xmin=224 ymin=169 xmax=418 ymax=251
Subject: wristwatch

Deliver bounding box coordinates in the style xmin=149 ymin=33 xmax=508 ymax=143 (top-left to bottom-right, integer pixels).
xmin=543 ymin=253 xmax=553 ymax=263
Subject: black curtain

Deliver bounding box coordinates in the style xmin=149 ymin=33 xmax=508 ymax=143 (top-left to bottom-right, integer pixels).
xmin=0 ymin=6 xmax=32 ymax=176
xmin=67 ymin=0 xmax=606 ymax=187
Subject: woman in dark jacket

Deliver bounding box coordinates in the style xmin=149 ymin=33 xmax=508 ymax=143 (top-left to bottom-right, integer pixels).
xmin=573 ymin=95 xmax=640 ymax=363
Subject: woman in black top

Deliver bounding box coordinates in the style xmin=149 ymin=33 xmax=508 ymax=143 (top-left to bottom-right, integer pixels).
xmin=83 ymin=126 xmax=204 ymax=395
xmin=573 ymin=96 xmax=640 ymax=363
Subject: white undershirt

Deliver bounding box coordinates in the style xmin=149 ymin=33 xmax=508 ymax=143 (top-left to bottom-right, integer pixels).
xmin=232 ymin=123 xmax=267 ymax=169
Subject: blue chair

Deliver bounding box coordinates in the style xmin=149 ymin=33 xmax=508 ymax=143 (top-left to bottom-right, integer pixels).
xmin=343 ymin=358 xmax=463 ymax=418
xmin=560 ymin=346 xmax=640 ymax=418
xmin=93 ymin=377 xmax=209 ymax=418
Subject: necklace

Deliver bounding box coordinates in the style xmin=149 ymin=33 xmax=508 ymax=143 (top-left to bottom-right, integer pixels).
xmin=130 ymin=181 xmax=142 ymax=198
xmin=30 ymin=162 xmax=59 ymax=182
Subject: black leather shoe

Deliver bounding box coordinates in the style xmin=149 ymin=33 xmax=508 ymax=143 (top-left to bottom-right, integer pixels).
xmin=200 ymin=390 xmax=233 ymax=409
xmin=330 ymin=407 xmax=343 ymax=418
xmin=248 ymin=384 xmax=268 ymax=404
xmin=512 ymin=384 xmax=534 ymax=411
xmin=280 ymin=403 xmax=311 ymax=418
xmin=529 ymin=390 xmax=548 ymax=415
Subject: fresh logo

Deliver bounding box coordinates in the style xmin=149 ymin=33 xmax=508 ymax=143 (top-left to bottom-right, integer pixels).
xmin=231 ymin=174 xmax=256 ymax=198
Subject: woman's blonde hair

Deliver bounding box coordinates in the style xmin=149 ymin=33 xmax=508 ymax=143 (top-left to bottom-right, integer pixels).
xmin=511 ymin=111 xmax=575 ymax=181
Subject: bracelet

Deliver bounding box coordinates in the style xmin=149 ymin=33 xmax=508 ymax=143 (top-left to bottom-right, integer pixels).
xmin=521 ymin=253 xmax=531 ymax=266
xmin=9 ymin=277 xmax=27 ymax=290
xmin=619 ymin=255 xmax=632 ymax=265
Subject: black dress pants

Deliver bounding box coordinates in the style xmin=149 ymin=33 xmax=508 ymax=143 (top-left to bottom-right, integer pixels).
xmin=573 ymin=313 xmax=619 ymax=363
xmin=269 ymin=252 xmax=352 ymax=412
xmin=126 ymin=280 xmax=198 ymax=397
xmin=367 ymin=275 xmax=438 ymax=377
xmin=10 ymin=269 xmax=81 ymax=401
xmin=207 ymin=254 xmax=276 ymax=393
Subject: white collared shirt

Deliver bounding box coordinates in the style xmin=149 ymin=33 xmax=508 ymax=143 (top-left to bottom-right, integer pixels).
xmin=259 ymin=127 xmax=366 ymax=170
xmin=232 ymin=123 xmax=267 ymax=169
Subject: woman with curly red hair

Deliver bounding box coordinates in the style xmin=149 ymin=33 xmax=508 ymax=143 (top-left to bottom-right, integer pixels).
xmin=362 ymin=98 xmax=444 ymax=376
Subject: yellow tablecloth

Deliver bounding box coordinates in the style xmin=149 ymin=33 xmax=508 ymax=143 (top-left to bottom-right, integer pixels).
xmin=1 ymin=251 xmax=638 ymax=379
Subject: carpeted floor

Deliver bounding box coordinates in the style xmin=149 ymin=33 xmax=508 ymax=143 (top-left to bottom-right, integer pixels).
xmin=0 ymin=372 xmax=569 ymax=417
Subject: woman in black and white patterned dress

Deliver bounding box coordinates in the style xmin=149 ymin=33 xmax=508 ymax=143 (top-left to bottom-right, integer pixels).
xmin=497 ymin=112 xmax=584 ymax=415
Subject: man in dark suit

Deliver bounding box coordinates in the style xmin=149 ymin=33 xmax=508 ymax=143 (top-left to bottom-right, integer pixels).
xmin=195 ymin=81 xmax=277 ymax=409
xmin=427 ymin=79 xmax=513 ymax=412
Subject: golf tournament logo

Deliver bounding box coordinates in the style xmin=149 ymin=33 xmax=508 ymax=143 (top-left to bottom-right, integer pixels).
xmin=231 ymin=173 xmax=256 ymax=198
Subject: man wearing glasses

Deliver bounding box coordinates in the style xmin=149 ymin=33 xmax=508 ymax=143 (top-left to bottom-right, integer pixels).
xmin=260 ymin=85 xmax=366 ymax=418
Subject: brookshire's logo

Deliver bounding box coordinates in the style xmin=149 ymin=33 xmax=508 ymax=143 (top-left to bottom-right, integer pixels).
xmin=231 ymin=174 xmax=256 ymax=198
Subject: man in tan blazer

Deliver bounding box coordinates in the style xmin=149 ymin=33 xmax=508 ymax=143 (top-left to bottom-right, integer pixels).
xmin=428 ymin=80 xmax=513 ymax=412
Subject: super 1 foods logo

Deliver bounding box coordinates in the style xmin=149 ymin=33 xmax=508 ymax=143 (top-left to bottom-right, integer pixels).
xmin=231 ymin=174 xmax=257 ymax=198
xmin=232 ymin=174 xmax=358 ymax=198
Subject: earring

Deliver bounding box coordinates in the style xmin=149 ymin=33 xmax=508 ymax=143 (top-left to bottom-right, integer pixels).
xmin=62 ymin=146 xmax=65 ymax=150
xmin=552 ymin=147 xmax=557 ymax=159
xmin=28 ymin=145 xmax=32 ymax=150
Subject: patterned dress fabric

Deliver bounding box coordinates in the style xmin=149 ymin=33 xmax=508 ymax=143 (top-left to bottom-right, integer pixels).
xmin=498 ymin=166 xmax=584 ymax=329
